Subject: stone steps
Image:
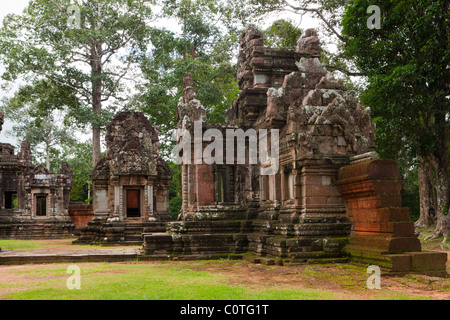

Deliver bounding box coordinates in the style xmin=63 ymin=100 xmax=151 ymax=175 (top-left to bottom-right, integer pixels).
xmin=74 ymin=221 xmax=167 ymax=245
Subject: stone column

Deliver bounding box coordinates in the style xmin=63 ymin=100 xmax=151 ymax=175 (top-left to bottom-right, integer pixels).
xmin=196 ymin=164 xmax=216 ymax=206
xmin=114 ymin=185 xmax=120 ymax=219
xmin=147 ymin=184 xmax=154 ymax=220
xmin=118 ymin=185 xmax=123 ymax=221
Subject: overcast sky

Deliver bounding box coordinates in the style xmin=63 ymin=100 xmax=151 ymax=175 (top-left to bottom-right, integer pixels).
xmin=0 ymin=1 xmax=319 ymax=147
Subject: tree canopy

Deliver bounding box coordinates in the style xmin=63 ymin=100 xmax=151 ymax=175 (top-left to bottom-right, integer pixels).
xmin=135 ymin=0 xmax=248 ymax=157
xmin=342 ymin=0 xmax=450 ymax=237
xmin=0 ymin=0 xmax=155 ymax=165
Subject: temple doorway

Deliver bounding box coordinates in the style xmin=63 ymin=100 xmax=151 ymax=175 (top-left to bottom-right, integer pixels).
xmin=126 ymin=189 xmax=141 ymax=218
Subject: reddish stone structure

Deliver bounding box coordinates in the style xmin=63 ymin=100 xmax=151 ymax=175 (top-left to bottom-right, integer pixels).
xmin=0 ymin=113 xmax=74 ymax=239
xmin=68 ymin=203 xmax=94 ymax=231
xmin=337 ymin=158 xmax=447 ymax=275
xmin=144 ymin=26 xmax=368 ymax=261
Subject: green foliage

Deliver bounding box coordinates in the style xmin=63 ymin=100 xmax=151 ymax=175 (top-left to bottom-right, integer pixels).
xmin=169 ymin=196 xmax=183 ymax=219
xmin=263 ymin=19 xmax=302 ymax=51
xmin=168 ymin=161 xmax=182 ymax=218
xmin=342 ymin=0 xmax=449 ymax=228
xmin=168 ymin=161 xmax=182 ymax=197
xmin=65 ymin=141 xmax=95 ymax=203
xmin=12 ymin=195 xmax=17 ymax=210
xmin=136 ymin=0 xmax=247 ymax=158
xmin=2 ymin=80 xmax=79 ymax=169
xmin=400 ymin=165 xmax=420 ymax=222
xmin=0 ymin=0 xmax=155 ymax=162
xmin=342 ymin=0 xmax=449 ymax=159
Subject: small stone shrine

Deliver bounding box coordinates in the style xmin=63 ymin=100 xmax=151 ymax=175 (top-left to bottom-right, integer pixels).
xmin=0 ymin=111 xmax=74 ymax=238
xmin=74 ymin=111 xmax=172 ymax=245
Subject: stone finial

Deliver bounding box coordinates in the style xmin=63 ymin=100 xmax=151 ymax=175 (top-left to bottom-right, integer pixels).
xmin=18 ymin=141 xmax=32 ymax=162
xmin=178 ymin=73 xmax=206 ymax=128
xmin=60 ymin=162 xmax=73 ymax=176
xmin=243 ymin=24 xmax=263 ymax=42
xmin=295 ymin=28 xmax=321 ymax=57
xmin=34 ymin=164 xmax=50 ymax=174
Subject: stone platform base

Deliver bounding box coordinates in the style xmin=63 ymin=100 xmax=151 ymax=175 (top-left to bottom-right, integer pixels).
xmin=0 ymin=248 xmax=141 ymax=265
xmin=0 ymin=220 xmax=75 ymax=239
xmin=143 ymin=215 xmax=352 ymax=263
xmin=347 ymin=243 xmax=448 ymax=277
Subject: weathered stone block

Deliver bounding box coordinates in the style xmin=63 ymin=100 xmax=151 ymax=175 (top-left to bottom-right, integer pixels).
xmin=410 ymin=252 xmax=448 ymax=272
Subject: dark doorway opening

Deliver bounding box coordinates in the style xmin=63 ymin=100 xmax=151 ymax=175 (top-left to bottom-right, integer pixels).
xmin=4 ymin=192 xmax=17 ymax=209
xmin=36 ymin=195 xmax=47 ymax=216
xmin=126 ymin=189 xmax=141 ymax=218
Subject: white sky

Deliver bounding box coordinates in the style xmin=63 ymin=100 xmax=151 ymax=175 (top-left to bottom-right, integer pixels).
xmin=0 ymin=1 xmax=320 ymax=148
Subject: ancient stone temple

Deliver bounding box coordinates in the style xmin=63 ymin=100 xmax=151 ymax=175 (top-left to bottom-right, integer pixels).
xmin=143 ymin=26 xmax=447 ymax=275
xmin=74 ymin=112 xmax=172 ymax=245
xmin=0 ymin=112 xmax=74 ymax=239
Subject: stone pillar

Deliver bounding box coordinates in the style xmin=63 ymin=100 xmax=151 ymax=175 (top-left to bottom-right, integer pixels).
xmin=298 ymin=159 xmax=347 ymax=220
xmin=118 ymin=186 xmax=123 ymax=221
xmin=181 ymin=164 xmax=188 ymax=213
xmin=148 ymin=184 xmax=154 ymax=215
xmin=92 ymin=180 xmax=109 ymax=221
xmin=114 ymin=185 xmax=120 ymax=219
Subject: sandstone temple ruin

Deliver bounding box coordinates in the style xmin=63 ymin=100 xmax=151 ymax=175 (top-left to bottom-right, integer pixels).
xmin=0 ymin=25 xmax=446 ymax=275
xmin=0 ymin=112 xmax=74 ymax=238
xmin=141 ymin=26 xmax=447 ymax=275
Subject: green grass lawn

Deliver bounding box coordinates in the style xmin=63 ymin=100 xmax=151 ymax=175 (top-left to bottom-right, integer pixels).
xmin=0 ymin=239 xmax=137 ymax=251
xmin=0 ymin=260 xmax=442 ymax=300
xmin=1 ymin=262 xmax=338 ymax=300
xmin=0 ymin=239 xmax=48 ymax=251
xmin=0 ymin=239 xmax=447 ymax=300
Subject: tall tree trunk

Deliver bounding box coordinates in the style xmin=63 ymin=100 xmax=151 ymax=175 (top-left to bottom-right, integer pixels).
xmin=91 ymin=3 xmax=104 ymax=167
xmin=415 ymin=155 xmax=436 ymax=228
xmin=46 ymin=143 xmax=50 ymax=170
xmin=91 ymin=41 xmax=103 ymax=167
xmin=426 ymin=113 xmax=450 ymax=239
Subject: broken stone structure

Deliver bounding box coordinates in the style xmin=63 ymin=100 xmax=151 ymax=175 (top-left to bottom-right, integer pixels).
xmin=142 ymin=26 xmax=447 ymax=275
xmin=74 ymin=112 xmax=172 ymax=245
xmin=0 ymin=111 xmax=74 ymax=238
